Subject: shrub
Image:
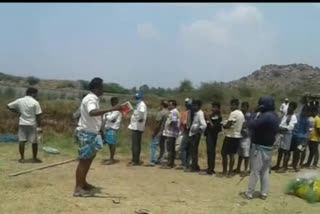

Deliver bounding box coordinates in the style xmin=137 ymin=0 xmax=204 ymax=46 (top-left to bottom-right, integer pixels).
xmin=27 ymin=76 xmax=40 ymax=85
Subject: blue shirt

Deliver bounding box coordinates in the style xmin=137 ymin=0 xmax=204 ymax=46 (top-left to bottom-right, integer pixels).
xmin=292 ymin=116 xmax=310 ymax=140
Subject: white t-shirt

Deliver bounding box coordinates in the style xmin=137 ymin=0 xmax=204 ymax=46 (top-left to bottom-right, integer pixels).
xmin=189 ymin=110 xmax=207 ymax=137
xmin=77 ymin=92 xmax=101 ymax=134
xmin=128 ymin=101 xmax=147 ymax=132
xmin=279 ymin=114 xmax=298 ymax=133
xmin=104 ymin=111 xmax=122 ymax=130
xmin=7 ymin=96 xmax=42 ymax=126
xmin=224 ymin=109 xmax=245 ymax=138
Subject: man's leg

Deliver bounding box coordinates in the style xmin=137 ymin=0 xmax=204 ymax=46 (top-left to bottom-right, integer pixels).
xmin=32 ymin=143 xmax=42 ymax=162
xmin=19 ymin=141 xmax=26 ymax=162
xmin=235 ymin=156 xmax=243 ymax=173
xmin=244 ymin=157 xmax=249 ymax=172
xmin=136 ymin=131 xmax=142 ymax=164
xmin=167 ymin=137 xmax=176 ymax=167
xmin=180 ymin=133 xmax=189 ymax=168
xmin=75 ymin=158 xmax=94 ymax=195
xmin=260 ymin=150 xmax=272 ymax=198
xmin=221 ymin=137 xmax=229 ymax=175
xmin=109 ymin=145 xmax=116 ymax=161
xmin=157 ymin=135 xmax=165 ymax=164
xmin=206 ymin=135 xmax=214 ymax=173
xmin=229 ymin=154 xmax=235 ymax=174
xmin=312 ymin=143 xmax=319 ymax=167
xmin=150 ymin=135 xmax=160 ymax=164
xmin=272 ymin=149 xmax=283 ymax=170
xmin=192 ymin=134 xmax=201 ymax=171
xmin=247 ymin=145 xmax=262 ymax=197
xmin=305 ymin=143 xmax=315 ymax=167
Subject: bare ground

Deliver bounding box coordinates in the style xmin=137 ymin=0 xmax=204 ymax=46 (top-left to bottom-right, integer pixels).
xmin=1 ymin=144 xmax=320 ymax=214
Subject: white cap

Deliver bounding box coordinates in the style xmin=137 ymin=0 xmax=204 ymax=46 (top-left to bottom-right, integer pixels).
xmin=285 ymin=98 xmax=289 ymax=101
xmin=185 ymin=98 xmax=190 ymax=102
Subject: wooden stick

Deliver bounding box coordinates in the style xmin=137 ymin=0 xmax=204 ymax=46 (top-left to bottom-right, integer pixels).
xmin=9 ymin=158 xmax=77 ymax=177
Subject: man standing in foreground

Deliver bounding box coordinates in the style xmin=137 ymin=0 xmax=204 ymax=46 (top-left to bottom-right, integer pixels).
xmin=240 ymin=97 xmax=280 ymax=200
xmin=7 ymin=87 xmax=43 ymax=163
xmin=161 ymin=100 xmax=181 ymax=169
xmin=74 ymin=78 xmax=121 ymax=197
xmin=128 ymin=92 xmax=147 ymax=166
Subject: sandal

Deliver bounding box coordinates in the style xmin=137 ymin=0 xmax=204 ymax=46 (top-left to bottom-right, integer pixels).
xmin=18 ymin=159 xmax=25 ymax=163
xmin=73 ymin=189 xmax=94 ymax=197
xmin=32 ymin=158 xmax=43 ymax=163
xmin=135 ymin=208 xmax=152 ymax=214
xmin=239 ymin=192 xmax=253 ymax=200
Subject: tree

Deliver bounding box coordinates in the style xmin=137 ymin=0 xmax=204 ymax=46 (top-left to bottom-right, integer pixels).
xmin=27 ymin=76 xmax=40 ymax=85
xmin=139 ymin=84 xmax=150 ymax=94
xmin=178 ymin=79 xmax=194 ymax=93
xmin=197 ymin=82 xmax=224 ymax=103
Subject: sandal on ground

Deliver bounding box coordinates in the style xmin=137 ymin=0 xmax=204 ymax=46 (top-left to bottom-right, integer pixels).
xmin=260 ymin=194 xmax=267 ymax=200
xmin=239 ymin=192 xmax=253 ymax=200
xmin=18 ymin=159 xmax=25 ymax=163
xmin=135 ymin=208 xmax=152 ymax=214
xmin=73 ymin=189 xmax=94 ymax=197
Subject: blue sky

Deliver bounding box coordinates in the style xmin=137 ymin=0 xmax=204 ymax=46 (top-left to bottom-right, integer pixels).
xmin=1 ymin=3 xmax=320 ymax=88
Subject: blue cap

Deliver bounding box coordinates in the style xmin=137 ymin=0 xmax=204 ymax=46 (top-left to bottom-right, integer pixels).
xmin=135 ymin=92 xmax=143 ymax=100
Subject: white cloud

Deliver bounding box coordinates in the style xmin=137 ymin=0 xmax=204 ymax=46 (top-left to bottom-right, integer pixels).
xmin=177 ymin=5 xmax=277 ymax=82
xmin=137 ymin=23 xmax=162 ymax=41
xmin=216 ymin=5 xmax=263 ymax=25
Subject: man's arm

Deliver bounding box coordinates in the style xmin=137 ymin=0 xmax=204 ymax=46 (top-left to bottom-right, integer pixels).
xmin=7 ymin=105 xmax=20 ymax=114
xmin=199 ymin=111 xmax=207 ymax=131
xmin=36 ymin=114 xmax=42 ymax=128
xmin=89 ymin=106 xmax=122 ymax=117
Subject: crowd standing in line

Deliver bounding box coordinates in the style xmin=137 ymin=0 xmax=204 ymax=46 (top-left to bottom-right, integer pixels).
xmin=6 ymin=78 xmax=320 ymax=199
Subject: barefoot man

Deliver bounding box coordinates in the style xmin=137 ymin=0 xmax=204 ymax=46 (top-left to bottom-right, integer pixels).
xmin=74 ymin=78 xmax=121 ymax=197
xmin=7 ymin=87 xmax=43 ymax=163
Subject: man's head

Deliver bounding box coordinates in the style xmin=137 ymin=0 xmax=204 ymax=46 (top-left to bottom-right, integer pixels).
xmin=284 ymin=98 xmax=289 ymax=104
xmin=192 ymin=100 xmax=202 ymax=112
xmin=110 ymin=97 xmax=119 ymax=107
xmin=257 ymin=96 xmax=275 ymax=112
xmin=241 ymin=102 xmax=249 ymax=114
xmin=168 ymin=99 xmax=177 ymax=111
xmin=301 ymin=105 xmax=310 ymax=118
xmin=160 ymin=99 xmax=168 ymax=109
xmin=230 ymin=99 xmax=239 ymax=111
xmin=184 ymin=98 xmax=192 ymax=109
xmin=89 ymin=77 xmax=104 ymax=97
xmin=211 ymin=101 xmax=221 ymax=114
xmin=311 ymin=106 xmax=318 ymax=117
xmin=26 ymin=87 xmax=38 ymax=99
xmin=287 ymin=101 xmax=297 ymax=115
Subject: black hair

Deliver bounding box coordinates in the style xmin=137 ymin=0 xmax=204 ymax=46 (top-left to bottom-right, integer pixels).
xmin=26 ymin=87 xmax=38 ymax=96
xmin=110 ymin=97 xmax=119 ymax=103
xmin=289 ymin=101 xmax=298 ymax=111
xmin=161 ymin=99 xmax=168 ymax=108
xmin=212 ymin=101 xmax=221 ymax=109
xmin=311 ymin=106 xmax=319 ymax=114
xmin=89 ymin=77 xmax=103 ymax=91
xmin=230 ymin=99 xmax=239 ymax=106
xmin=168 ymin=99 xmax=177 ymax=107
xmin=193 ymin=99 xmax=202 ymax=108
xmin=241 ymin=101 xmax=249 ymax=108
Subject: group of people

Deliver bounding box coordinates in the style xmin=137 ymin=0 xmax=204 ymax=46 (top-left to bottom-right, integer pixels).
xmin=6 ymin=77 xmax=320 ymax=199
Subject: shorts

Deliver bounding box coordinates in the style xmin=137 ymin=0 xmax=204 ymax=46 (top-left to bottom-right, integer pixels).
xmin=279 ymin=133 xmax=292 ymax=151
xmin=290 ymin=136 xmax=307 ymax=152
xmin=238 ymin=137 xmax=251 ymax=157
xmin=221 ymin=137 xmax=241 ymax=156
xmin=77 ymin=131 xmax=103 ymax=160
xmin=18 ymin=125 xmax=37 ymax=144
xmin=104 ymin=129 xmax=118 ymax=145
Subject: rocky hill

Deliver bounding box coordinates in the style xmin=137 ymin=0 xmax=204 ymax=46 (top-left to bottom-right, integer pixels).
xmin=228 ymin=63 xmax=320 ymax=92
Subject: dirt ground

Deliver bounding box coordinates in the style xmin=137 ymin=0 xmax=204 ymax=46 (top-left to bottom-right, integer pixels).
xmin=1 ymin=143 xmax=320 ymax=214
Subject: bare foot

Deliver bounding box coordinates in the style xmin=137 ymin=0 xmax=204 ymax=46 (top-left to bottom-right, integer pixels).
xmin=32 ymin=158 xmax=43 ymax=163
xmin=18 ymin=159 xmax=25 ymax=163
xmin=73 ymin=188 xmax=94 ymax=197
